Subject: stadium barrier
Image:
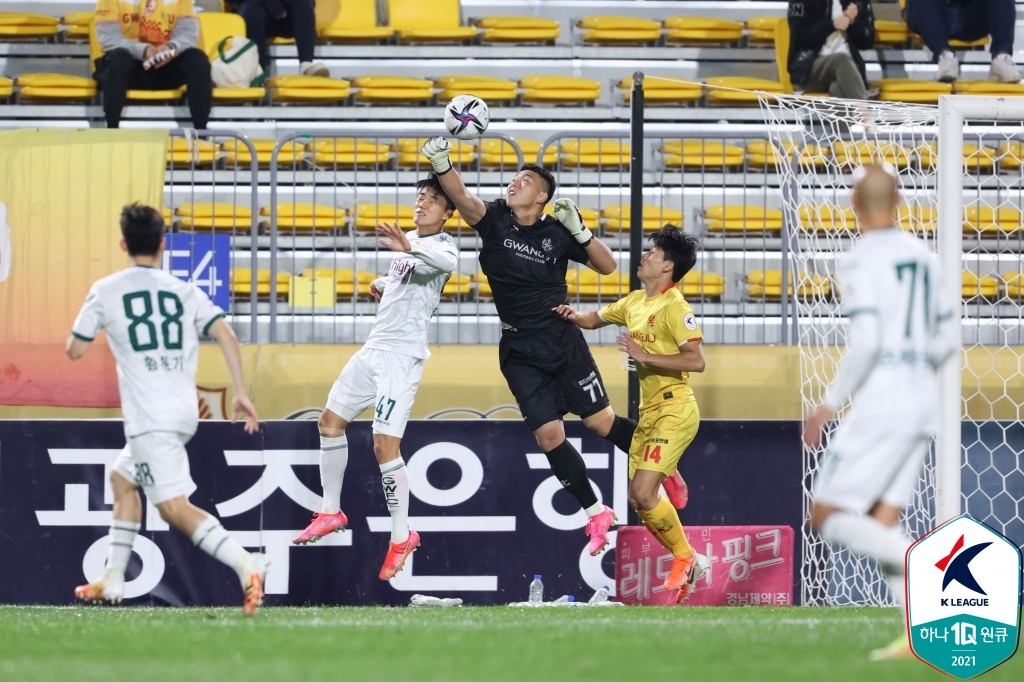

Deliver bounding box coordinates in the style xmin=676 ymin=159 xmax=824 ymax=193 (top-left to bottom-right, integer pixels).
xmin=0 ymin=419 xmax=802 ymax=606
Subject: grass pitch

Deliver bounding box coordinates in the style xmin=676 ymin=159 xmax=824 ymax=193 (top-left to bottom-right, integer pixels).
xmin=0 ymin=605 xmax=1021 ymax=681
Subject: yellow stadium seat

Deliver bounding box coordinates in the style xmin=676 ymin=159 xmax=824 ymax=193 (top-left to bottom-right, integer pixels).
xmin=601 ymin=205 xmax=684 ymax=232
xmin=746 ymin=270 xmax=830 ymax=299
xmin=560 ymin=139 xmax=630 ymax=167
xmin=679 ymin=270 xmax=726 ymax=300
xmin=566 ymin=269 xmax=631 ymax=299
xmin=388 ymin=0 xmax=478 ymax=42
xmin=301 ymin=268 xmax=376 ymax=298
xmin=705 ymin=76 xmax=787 ymax=106
xmin=544 ymin=206 xmax=599 ymax=226
xmin=198 ymin=13 xmax=266 ymax=103
xmin=875 ymin=78 xmax=952 ymax=104
xmin=267 ymin=74 xmax=351 ymax=103
xmin=520 ymin=75 xmax=600 ymax=105
xmin=896 ymin=206 xmax=937 ymax=233
xmin=442 ymin=272 xmax=473 ymax=298
xmin=355 ymin=204 xmax=415 ymax=231
xmin=746 ymin=140 xmax=829 ymax=170
xmin=1003 ymin=272 xmax=1024 ymax=299
xmin=745 ymin=17 xmax=778 ymax=44
xmin=352 ymin=75 xmax=434 ymax=104
xmin=475 ymin=16 xmax=559 ymax=44
xmin=62 ymin=12 xmax=93 ymax=40
xmin=833 ymin=140 xmax=912 ymax=168
xmin=917 ymin=142 xmax=996 ymax=171
xmin=479 ymin=138 xmax=557 ymax=167
xmin=663 ymin=17 xmax=743 ymax=45
xmin=176 ymin=203 xmax=252 ymax=231
xmin=0 ymin=12 xmax=60 ymax=39
xmin=16 ymin=73 xmax=97 ymax=101
xmin=392 ymin=138 xmax=474 ymax=167
xmin=618 ymin=76 xmax=701 ymax=104
xmin=799 ymin=204 xmax=856 ymax=233
xmin=475 ymin=271 xmax=492 ymax=298
xmin=166 ymin=138 xmax=218 ymax=166
xmin=319 ymin=0 xmax=394 ymax=42
xmin=232 ymin=269 xmax=290 ymax=298
xmin=435 ymin=75 xmax=517 ymax=103
xmin=262 ymin=203 xmax=348 ymax=231
xmin=997 ymin=141 xmax=1024 ymax=171
xmin=873 ymin=20 xmax=910 ymax=46
xmin=962 ymin=206 xmax=1022 ymax=236
xmin=308 ymin=138 xmax=391 ymax=167
xmin=952 ymin=80 xmax=1024 ymax=96
xmin=0 ymin=76 xmax=13 ymax=99
xmin=949 ymin=37 xmax=989 ymax=49
xmin=577 ymin=16 xmax=661 ymax=44
xmin=704 ymin=205 xmax=784 ymax=233
xmin=962 ymin=271 xmax=998 ymax=299
xmin=662 ymin=140 xmax=745 ymax=169
xmin=221 ymin=139 xmax=305 ymax=167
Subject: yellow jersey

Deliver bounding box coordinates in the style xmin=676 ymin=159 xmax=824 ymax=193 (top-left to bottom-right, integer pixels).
xmin=598 ymin=286 xmax=703 ymax=410
xmin=96 ymin=0 xmax=196 ymax=46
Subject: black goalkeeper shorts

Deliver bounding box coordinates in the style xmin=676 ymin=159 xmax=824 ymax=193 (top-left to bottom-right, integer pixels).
xmin=498 ymin=323 xmax=611 ymax=432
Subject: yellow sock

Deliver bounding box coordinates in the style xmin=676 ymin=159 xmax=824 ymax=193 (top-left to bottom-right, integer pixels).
xmin=636 ymin=497 xmax=693 ymax=558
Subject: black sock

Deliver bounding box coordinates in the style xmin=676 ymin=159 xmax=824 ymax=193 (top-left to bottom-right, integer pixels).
xmin=544 ymin=440 xmax=599 ymax=511
xmin=603 ymin=416 xmax=637 ymax=454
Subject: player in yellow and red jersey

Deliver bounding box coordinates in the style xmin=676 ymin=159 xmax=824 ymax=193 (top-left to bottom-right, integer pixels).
xmin=554 ymin=224 xmax=709 ymax=603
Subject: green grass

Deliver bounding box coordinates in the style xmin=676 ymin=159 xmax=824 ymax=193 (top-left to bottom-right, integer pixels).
xmin=0 ymin=605 xmax=1020 ymax=681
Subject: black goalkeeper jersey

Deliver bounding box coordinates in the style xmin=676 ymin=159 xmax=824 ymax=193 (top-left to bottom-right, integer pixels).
xmin=472 ymin=199 xmax=590 ymax=330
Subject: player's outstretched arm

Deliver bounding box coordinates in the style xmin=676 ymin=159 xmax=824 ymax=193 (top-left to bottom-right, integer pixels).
xmin=552 ymin=304 xmax=610 ymax=330
xmin=553 ymin=198 xmax=616 ymax=274
xmin=207 ymin=318 xmax=260 ymax=434
xmin=65 ymin=334 xmax=90 ymax=360
xmin=377 ymin=222 xmax=457 ymax=273
xmin=420 ymin=137 xmax=487 ymax=225
xmin=618 ymin=333 xmax=705 ymax=372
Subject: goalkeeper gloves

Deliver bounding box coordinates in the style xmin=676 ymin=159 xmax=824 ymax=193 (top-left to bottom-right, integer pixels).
xmin=420 ymin=136 xmax=453 ymax=175
xmin=553 ymin=198 xmax=593 ymax=246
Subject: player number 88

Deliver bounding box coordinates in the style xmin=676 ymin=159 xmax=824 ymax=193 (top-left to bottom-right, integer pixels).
xmin=122 ymin=290 xmax=184 ymax=352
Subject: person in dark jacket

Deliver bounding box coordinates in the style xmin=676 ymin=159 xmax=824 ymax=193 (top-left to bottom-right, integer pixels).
xmin=231 ymin=0 xmax=328 ymax=76
xmin=903 ymin=0 xmax=1019 ymax=83
xmin=788 ymin=0 xmax=875 ymax=99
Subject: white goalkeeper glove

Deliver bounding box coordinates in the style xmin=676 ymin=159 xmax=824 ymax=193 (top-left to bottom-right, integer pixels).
xmin=420 ymin=136 xmax=453 ymax=175
xmin=553 ymin=198 xmax=593 ymax=246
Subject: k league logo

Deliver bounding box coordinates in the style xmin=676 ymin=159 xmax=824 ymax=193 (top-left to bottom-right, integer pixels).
xmin=906 ymin=514 xmax=1022 ymax=679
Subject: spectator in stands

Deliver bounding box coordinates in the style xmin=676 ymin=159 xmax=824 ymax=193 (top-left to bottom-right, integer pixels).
xmin=230 ymin=0 xmax=329 ymax=77
xmin=94 ymin=0 xmax=212 ymax=130
xmin=788 ymin=0 xmax=875 ymax=100
xmin=903 ymin=0 xmax=1020 ymax=83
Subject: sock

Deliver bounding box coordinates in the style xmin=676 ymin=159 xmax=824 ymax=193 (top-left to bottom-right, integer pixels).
xmin=820 ymin=512 xmax=909 ymax=572
xmin=191 ymin=516 xmax=251 ymax=582
xmin=380 ymin=459 xmax=410 ymax=544
xmin=584 ymin=501 xmax=605 ymax=518
xmin=884 ymin=524 xmax=911 ymax=626
xmin=319 ymin=434 xmax=348 ymax=514
xmin=104 ymin=520 xmax=141 ymax=581
xmin=544 ymin=440 xmax=599 ymax=511
xmin=603 ymin=416 xmax=638 ymax=454
xmin=637 ymin=497 xmax=693 ymax=557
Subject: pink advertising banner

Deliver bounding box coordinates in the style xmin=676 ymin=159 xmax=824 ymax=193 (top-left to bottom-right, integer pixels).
xmin=615 ymin=525 xmax=795 ymax=606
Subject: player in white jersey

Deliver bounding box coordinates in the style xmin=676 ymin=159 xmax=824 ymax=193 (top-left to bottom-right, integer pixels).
xmin=292 ymin=175 xmax=458 ymax=581
xmin=804 ymin=165 xmax=960 ymax=660
xmin=68 ymin=204 xmax=269 ymax=616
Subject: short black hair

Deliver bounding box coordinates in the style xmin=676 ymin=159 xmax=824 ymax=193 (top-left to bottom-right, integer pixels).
xmin=650 ymin=224 xmax=699 ymax=282
xmin=415 ymin=173 xmax=455 ymax=212
xmin=519 ymin=164 xmax=556 ymax=205
xmin=120 ymin=203 xmax=165 ymax=257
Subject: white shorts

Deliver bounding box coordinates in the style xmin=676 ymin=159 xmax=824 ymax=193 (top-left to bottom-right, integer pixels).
xmin=813 ymin=418 xmax=930 ymax=514
xmin=326 ymin=347 xmax=424 ymax=438
xmin=112 ymin=431 xmax=197 ymax=505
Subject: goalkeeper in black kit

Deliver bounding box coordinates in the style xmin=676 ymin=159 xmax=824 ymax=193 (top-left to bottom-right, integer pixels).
xmin=420 ymin=136 xmax=638 ymax=555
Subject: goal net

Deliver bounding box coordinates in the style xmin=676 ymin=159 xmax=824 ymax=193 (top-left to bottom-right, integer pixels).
xmin=759 ymin=93 xmax=1024 ymax=606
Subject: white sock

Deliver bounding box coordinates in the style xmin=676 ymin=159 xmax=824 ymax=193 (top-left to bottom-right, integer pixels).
xmin=191 ymin=516 xmax=251 ymax=581
xmin=319 ymin=434 xmax=348 ymax=514
xmin=820 ymin=512 xmax=908 ymax=571
xmin=584 ymin=502 xmax=605 ymax=518
xmin=380 ymin=459 xmax=410 ymax=544
xmin=104 ymin=520 xmax=140 ymax=581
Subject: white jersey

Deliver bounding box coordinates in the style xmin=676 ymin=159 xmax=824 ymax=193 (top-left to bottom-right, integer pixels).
xmin=826 ymin=227 xmax=957 ymax=436
xmin=72 ymin=266 xmax=225 ymax=438
xmin=364 ymin=230 xmax=458 ymax=360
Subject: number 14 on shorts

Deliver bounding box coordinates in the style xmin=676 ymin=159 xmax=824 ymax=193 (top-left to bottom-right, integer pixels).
xmin=643 ymin=445 xmax=662 ymax=463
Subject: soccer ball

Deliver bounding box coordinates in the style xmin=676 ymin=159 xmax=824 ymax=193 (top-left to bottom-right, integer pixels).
xmin=444 ymin=95 xmax=489 ymax=140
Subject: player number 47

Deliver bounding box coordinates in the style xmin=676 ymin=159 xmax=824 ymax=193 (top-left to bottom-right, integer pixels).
xmin=376 ymin=396 xmax=396 ymax=421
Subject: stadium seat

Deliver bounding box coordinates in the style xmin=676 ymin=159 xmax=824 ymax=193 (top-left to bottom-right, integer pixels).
xmin=952 ymin=80 xmax=1024 ymax=96
xmin=479 ymin=138 xmax=557 ymax=167
xmin=519 ymin=75 xmax=600 ymax=105
xmin=746 ymin=270 xmax=830 ymax=299
xmin=873 ymin=20 xmax=910 ymax=47
xmin=198 ymin=13 xmax=266 ymax=103
xmin=704 ymin=76 xmax=786 ymax=107
xmin=746 ymin=141 xmax=829 ymax=170
xmin=475 ymin=16 xmax=560 ymax=44
xmin=566 ymin=269 xmax=630 ymax=299
xmin=355 ymin=204 xmax=414 ymax=231
xmin=267 ymin=75 xmax=351 ymax=103
xmin=308 ymin=138 xmax=391 ymax=167
xmin=475 ymin=270 xmax=491 ymax=298
xmin=896 ymin=205 xmax=937 ymax=233
xmin=352 ymin=75 xmax=434 ymax=104
xmin=576 ymin=16 xmax=661 ymax=45
xmin=387 ymin=0 xmax=478 ymax=43
xmin=175 ymin=203 xmax=253 ymax=232
xmin=703 ymin=205 xmax=784 ymax=233
xmin=0 ymin=13 xmax=60 ymax=39
xmin=544 ymin=205 xmax=599 ymax=226
xmin=61 ymin=12 xmax=93 ymax=40
xmin=221 ymin=139 xmax=305 ymax=167
xmin=601 ymin=205 xmax=683 ymax=232
xmin=917 ymin=142 xmax=996 ymax=171
xmin=16 ymin=74 xmax=97 ymax=102
xmin=745 ymin=17 xmax=779 ymax=44
xmin=302 ymin=268 xmax=376 ymax=298
xmin=166 ymin=138 xmax=218 ymax=166
xmin=263 ymin=203 xmax=349 ymax=231
xmin=1003 ymin=272 xmax=1024 ymax=299
xmin=833 ymin=140 xmax=912 ymax=168
xmin=442 ymin=273 xmax=473 ymax=298
xmin=392 ymin=138 xmax=474 ymax=167
xmin=874 ymin=79 xmax=952 ymax=104
xmin=662 ymin=140 xmax=745 ymax=169
xmin=435 ymin=75 xmax=517 ymax=103
xmin=318 ymin=0 xmax=394 ymax=42
xmin=0 ymin=77 xmax=13 ymax=99
xmin=618 ymin=76 xmax=701 ymax=104
xmin=231 ymin=268 xmax=290 ymax=298
xmin=799 ymin=204 xmax=855 ymax=234
xmin=963 ymin=206 xmax=1022 ymax=236
xmin=962 ymin=271 xmax=998 ymax=300
xmin=679 ymin=270 xmax=726 ymax=300
xmin=559 ymin=139 xmax=630 ymax=167
xmin=663 ymin=17 xmax=743 ymax=46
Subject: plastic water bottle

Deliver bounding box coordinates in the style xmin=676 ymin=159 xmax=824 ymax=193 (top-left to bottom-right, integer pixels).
xmin=528 ymin=575 xmax=543 ymax=606
xmin=588 ymin=586 xmax=610 ymax=605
